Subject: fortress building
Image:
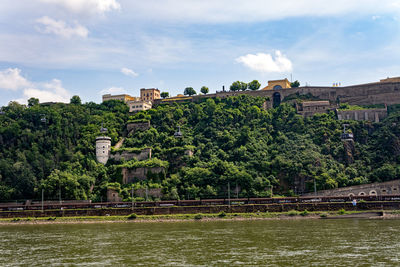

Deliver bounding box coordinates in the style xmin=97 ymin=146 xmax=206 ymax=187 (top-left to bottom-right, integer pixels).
xmin=102 ymin=94 xmax=138 ymax=103
xmin=96 ymin=125 xmax=111 ymax=164
xmin=140 ymin=88 xmax=160 ymax=102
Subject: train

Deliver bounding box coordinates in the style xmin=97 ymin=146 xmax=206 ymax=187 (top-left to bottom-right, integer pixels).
xmin=1 ymin=194 xmax=400 ymax=212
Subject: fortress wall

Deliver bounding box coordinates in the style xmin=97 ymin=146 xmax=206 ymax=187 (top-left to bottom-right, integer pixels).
xmin=303 ymin=180 xmax=400 ymax=197
xmin=110 ymin=148 xmax=152 ymax=161
xmin=126 ymin=121 xmax=150 ymax=133
xmin=156 ymin=82 xmax=400 ymax=107
xmin=122 ymin=167 xmax=165 ymax=183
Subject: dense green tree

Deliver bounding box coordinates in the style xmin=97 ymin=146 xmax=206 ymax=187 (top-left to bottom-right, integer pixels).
xmin=290 ymin=80 xmax=300 ymax=87
xmin=70 ymin=95 xmax=82 ymax=105
xmin=200 ymin=86 xmax=209 ymax=95
xmin=184 ymin=87 xmax=196 ymax=96
xmin=161 ymin=92 xmax=169 ymax=99
xmin=28 ymin=97 xmax=39 ymax=107
xmin=248 ymin=80 xmax=261 ymax=91
xmin=230 ymin=81 xmax=247 ymax=91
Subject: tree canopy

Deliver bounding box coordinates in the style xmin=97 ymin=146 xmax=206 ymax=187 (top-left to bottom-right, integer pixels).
xmin=200 ymin=86 xmax=209 ymax=95
xmin=230 ymin=81 xmax=247 ymax=91
xmin=184 ymin=87 xmax=196 ymax=96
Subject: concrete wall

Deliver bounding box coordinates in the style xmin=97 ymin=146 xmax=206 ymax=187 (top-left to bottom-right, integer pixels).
xmin=336 ymin=107 xmax=388 ymax=122
xmin=126 ymin=121 xmax=151 ymax=133
xmin=122 ymin=167 xmax=165 ymax=183
xmin=107 ymin=189 xmax=122 ymax=202
xmin=110 ymin=148 xmax=152 ymax=161
xmin=303 ymin=180 xmax=400 ymax=197
xmin=134 ymin=188 xmax=163 ymax=198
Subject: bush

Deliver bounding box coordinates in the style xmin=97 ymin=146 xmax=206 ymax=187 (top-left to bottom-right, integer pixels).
xmin=300 ymin=210 xmax=309 ymax=216
xmin=338 ymin=209 xmax=346 ymax=215
xmin=288 ymin=210 xmax=299 ymax=216
xmin=218 ymin=211 xmax=226 ymax=218
xmin=320 ymin=213 xmax=328 ymax=218
xmin=194 ymin=214 xmax=203 ymax=220
xmin=128 ymin=213 xmax=137 ymax=220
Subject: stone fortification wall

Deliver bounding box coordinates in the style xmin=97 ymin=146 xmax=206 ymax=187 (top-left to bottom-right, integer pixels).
xmin=336 ymin=107 xmax=388 ymax=122
xmin=126 ymin=121 xmax=150 ymax=133
xmin=155 ymin=81 xmax=400 ymax=107
xmin=122 ymin=167 xmax=165 ymax=183
xmin=110 ymin=148 xmax=152 ymax=161
xmin=303 ymin=180 xmax=400 ymax=197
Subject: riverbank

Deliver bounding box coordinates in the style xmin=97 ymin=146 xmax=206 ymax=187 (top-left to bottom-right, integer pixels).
xmin=1 ymin=210 xmax=399 ymax=225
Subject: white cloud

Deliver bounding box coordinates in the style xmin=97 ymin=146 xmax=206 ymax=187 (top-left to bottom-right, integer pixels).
xmin=121 ymin=67 xmax=138 ymax=77
xmin=0 ymin=68 xmax=71 ymax=104
xmin=19 ymin=79 xmax=71 ymax=103
xmin=0 ymin=68 xmax=31 ymax=90
xmin=100 ymin=86 xmax=127 ymax=95
xmin=38 ymin=0 xmax=120 ymax=14
xmin=236 ymin=51 xmax=293 ymax=73
xmin=36 ymin=16 xmax=88 ymax=38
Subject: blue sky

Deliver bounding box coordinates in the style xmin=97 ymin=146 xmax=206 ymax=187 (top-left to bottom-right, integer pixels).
xmin=0 ymin=0 xmax=400 ymax=106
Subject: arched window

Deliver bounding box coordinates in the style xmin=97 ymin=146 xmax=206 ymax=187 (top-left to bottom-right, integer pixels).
xmin=273 ymin=85 xmax=282 ymax=90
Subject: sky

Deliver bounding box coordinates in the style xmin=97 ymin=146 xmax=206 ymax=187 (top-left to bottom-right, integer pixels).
xmin=0 ymin=0 xmax=400 ymax=106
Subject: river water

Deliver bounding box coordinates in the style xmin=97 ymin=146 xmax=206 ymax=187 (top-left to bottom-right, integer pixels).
xmin=0 ymin=219 xmax=399 ymax=266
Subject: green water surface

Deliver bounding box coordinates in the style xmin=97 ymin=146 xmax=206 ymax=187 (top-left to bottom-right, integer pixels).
xmin=1 ymin=219 xmax=399 ymax=266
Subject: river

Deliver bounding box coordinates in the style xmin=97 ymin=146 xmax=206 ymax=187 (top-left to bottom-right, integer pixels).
xmin=1 ymin=219 xmax=399 ymax=266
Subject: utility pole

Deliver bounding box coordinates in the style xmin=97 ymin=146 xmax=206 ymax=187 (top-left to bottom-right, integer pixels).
xmin=145 ymin=186 xmax=148 ymax=201
xmin=131 ymin=188 xmax=134 ymax=211
xmin=236 ymin=182 xmax=238 ymax=199
xmin=271 ymin=185 xmax=273 ymax=198
xmin=228 ymin=182 xmax=231 ymax=208
xmin=41 ymin=189 xmax=44 ymax=213
xmin=59 ymin=182 xmax=61 ymax=204
xmin=314 ymin=178 xmax=317 ymax=196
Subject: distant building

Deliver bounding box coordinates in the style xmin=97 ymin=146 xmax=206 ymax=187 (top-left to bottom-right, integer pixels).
xmin=261 ymin=78 xmax=292 ymax=90
xmin=140 ymin=88 xmax=161 ymax=102
xmin=102 ymin=94 xmax=137 ymax=103
xmin=127 ymin=100 xmax=152 ymax=112
xmin=380 ymin=76 xmax=400 ymax=83
xmin=296 ymin=101 xmax=333 ymax=117
xmin=336 ymin=105 xmax=388 ymax=122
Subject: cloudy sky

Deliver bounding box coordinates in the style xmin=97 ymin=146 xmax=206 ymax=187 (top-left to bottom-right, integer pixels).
xmin=0 ymin=0 xmax=400 ymax=105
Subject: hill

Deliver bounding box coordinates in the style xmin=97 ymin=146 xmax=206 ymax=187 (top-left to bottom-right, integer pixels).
xmin=1 ymin=95 xmax=400 ymax=201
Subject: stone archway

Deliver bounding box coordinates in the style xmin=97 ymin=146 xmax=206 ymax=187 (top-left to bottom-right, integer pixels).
xmin=369 ymin=190 xmax=377 ymax=196
xmin=273 ymin=92 xmax=281 ymax=108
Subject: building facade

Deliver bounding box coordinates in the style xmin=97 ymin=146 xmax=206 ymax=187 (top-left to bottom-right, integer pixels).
xmin=102 ymin=94 xmax=137 ymax=103
xmin=127 ymin=100 xmax=152 ymax=112
xmin=140 ymin=88 xmax=161 ymax=102
xmin=261 ymin=78 xmax=292 ymax=90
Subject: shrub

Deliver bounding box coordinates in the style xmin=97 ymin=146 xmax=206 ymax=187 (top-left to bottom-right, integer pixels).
xmin=128 ymin=213 xmax=137 ymax=220
xmin=194 ymin=214 xmax=203 ymax=220
xmin=300 ymin=210 xmax=309 ymax=216
xmin=288 ymin=210 xmax=299 ymax=216
xmin=338 ymin=209 xmax=346 ymax=215
xmin=320 ymin=213 xmax=328 ymax=218
xmin=218 ymin=211 xmax=226 ymax=218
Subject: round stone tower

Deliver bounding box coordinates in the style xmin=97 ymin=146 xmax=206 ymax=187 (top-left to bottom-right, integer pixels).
xmin=96 ymin=124 xmax=111 ymax=164
xmin=96 ymin=136 xmax=111 ymax=164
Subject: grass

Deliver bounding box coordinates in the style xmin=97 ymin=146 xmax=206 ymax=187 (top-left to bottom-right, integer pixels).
xmin=0 ymin=210 xmax=396 ymax=224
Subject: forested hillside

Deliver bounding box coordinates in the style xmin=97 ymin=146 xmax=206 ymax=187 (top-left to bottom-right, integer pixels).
xmin=1 ymin=95 xmax=400 ymax=201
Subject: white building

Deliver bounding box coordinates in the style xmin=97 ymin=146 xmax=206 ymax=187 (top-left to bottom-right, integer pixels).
xmin=127 ymin=100 xmax=152 ymax=112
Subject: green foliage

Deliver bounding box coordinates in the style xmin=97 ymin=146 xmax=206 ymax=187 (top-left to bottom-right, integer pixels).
xmin=300 ymin=209 xmax=309 ymax=216
xmin=28 ymin=98 xmax=39 ymax=107
xmin=218 ymin=211 xmax=226 ymax=218
xmin=248 ymin=80 xmax=261 ymax=91
xmin=127 ymin=213 xmax=137 ymax=220
xmin=200 ymin=86 xmax=209 ymax=95
xmin=160 ymin=92 xmax=169 ymax=99
xmin=70 ymin=95 xmax=82 ymax=105
xmin=1 ymin=93 xmax=400 ymax=201
xmin=119 ymin=158 xmax=169 ymax=169
xmin=194 ymin=213 xmax=203 ymax=220
xmin=184 ymin=87 xmax=196 ymax=96
xmin=338 ymin=209 xmax=346 ymax=215
xmin=230 ymin=81 xmax=247 ymax=91
xmin=288 ymin=210 xmax=299 ymax=216
xmin=290 ymin=80 xmax=300 ymax=87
